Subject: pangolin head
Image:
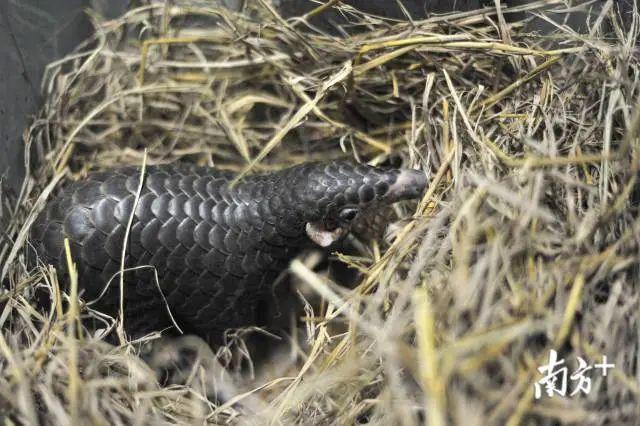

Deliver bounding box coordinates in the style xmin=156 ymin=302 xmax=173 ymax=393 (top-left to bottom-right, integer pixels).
xmin=277 ymin=160 xmax=427 ymax=247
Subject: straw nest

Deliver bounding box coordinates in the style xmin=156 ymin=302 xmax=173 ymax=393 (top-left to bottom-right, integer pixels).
xmin=1 ymin=1 xmax=639 ymax=424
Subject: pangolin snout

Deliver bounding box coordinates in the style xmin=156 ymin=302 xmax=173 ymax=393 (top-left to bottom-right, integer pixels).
xmin=291 ymin=161 xmax=427 ymax=214
xmin=386 ymin=168 xmax=427 ymax=203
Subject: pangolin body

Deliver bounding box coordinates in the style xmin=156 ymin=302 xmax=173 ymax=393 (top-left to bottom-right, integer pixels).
xmin=30 ymin=161 xmax=426 ymax=341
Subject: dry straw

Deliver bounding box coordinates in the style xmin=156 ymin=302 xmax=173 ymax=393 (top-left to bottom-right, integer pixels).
xmin=1 ymin=0 xmax=639 ymax=424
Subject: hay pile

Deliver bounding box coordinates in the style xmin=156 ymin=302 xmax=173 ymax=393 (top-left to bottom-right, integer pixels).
xmin=1 ymin=1 xmax=639 ymax=424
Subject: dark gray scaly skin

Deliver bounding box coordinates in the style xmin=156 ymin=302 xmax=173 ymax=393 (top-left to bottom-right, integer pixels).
xmin=30 ymin=161 xmax=426 ymax=341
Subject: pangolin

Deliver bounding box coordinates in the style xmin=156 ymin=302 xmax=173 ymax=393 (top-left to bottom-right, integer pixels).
xmin=29 ymin=160 xmax=426 ymax=341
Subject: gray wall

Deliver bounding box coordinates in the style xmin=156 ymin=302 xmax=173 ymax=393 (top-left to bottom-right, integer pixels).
xmin=0 ymin=0 xmax=127 ymax=197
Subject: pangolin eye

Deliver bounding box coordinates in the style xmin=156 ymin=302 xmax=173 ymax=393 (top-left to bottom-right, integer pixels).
xmin=338 ymin=207 xmax=359 ymax=223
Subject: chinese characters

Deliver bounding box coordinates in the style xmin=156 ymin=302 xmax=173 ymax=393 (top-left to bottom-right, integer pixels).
xmin=534 ymin=350 xmax=614 ymax=399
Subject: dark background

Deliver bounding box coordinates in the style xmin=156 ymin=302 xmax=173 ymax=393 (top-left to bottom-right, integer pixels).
xmin=0 ymin=0 xmax=632 ymax=198
xmin=0 ymin=0 xmax=128 ymax=197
